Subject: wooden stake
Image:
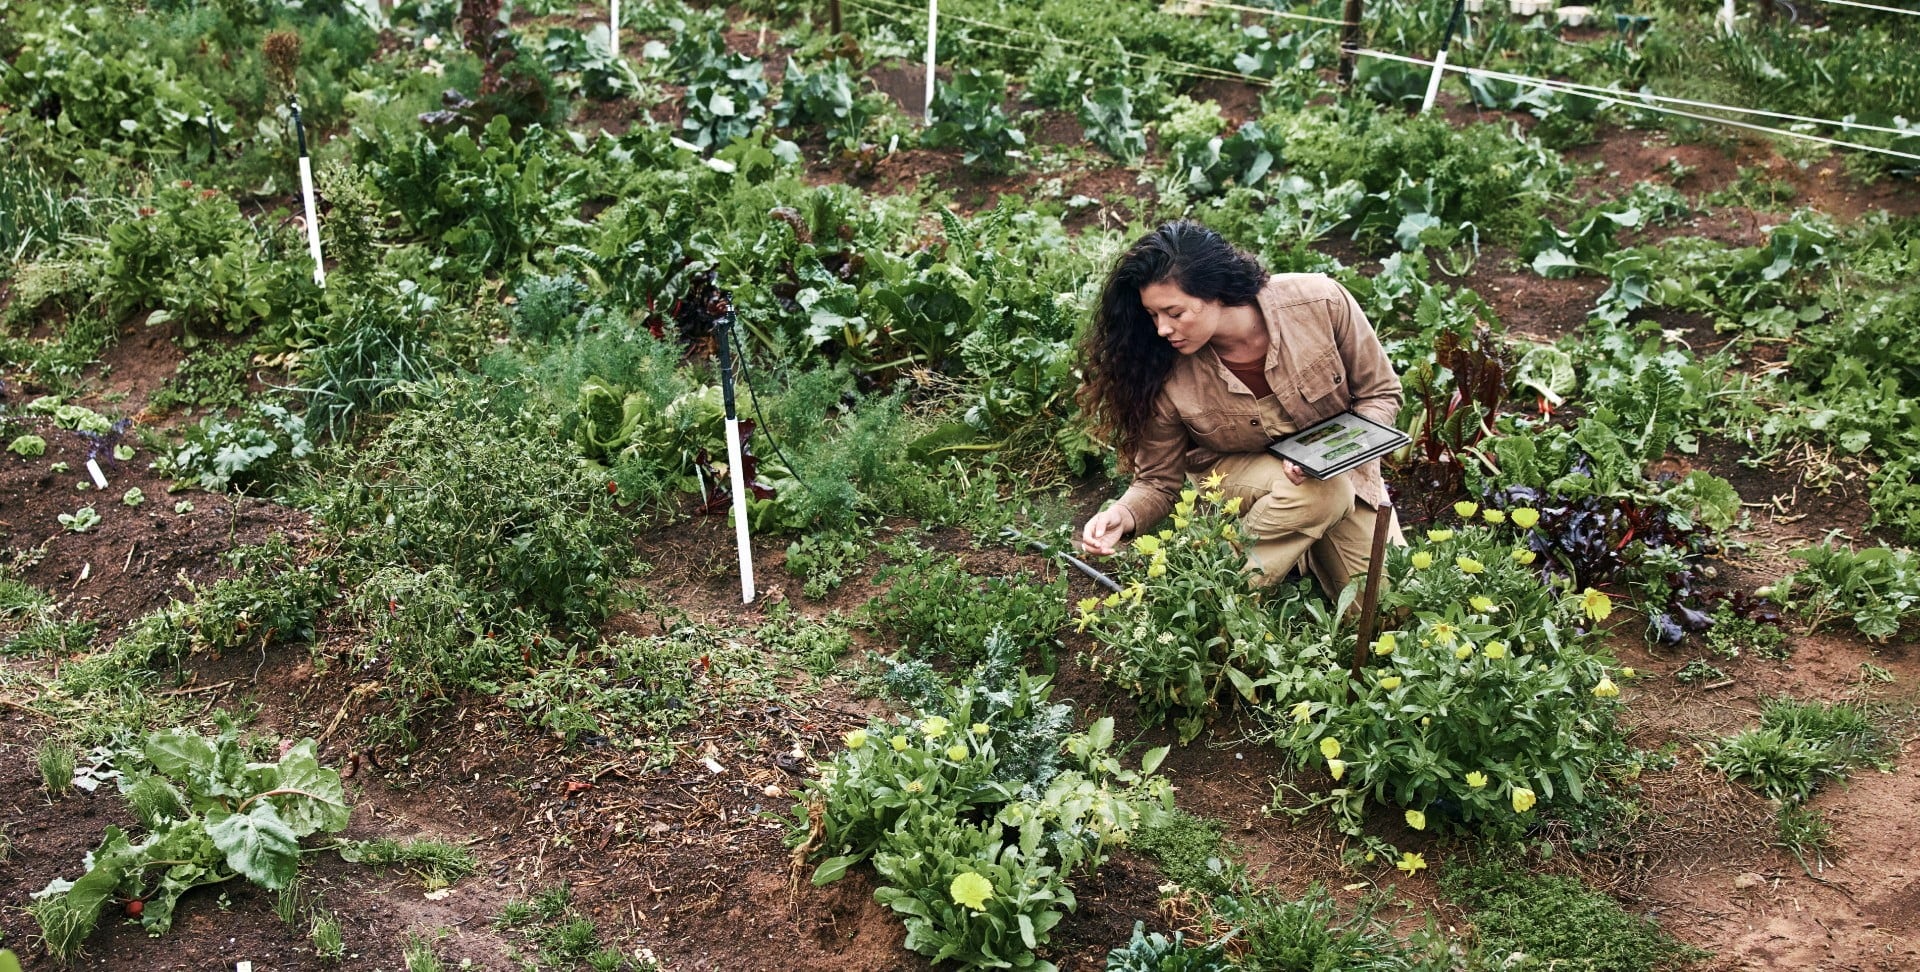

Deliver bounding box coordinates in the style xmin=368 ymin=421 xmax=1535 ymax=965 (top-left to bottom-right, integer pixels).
xmin=1338 ymin=0 xmax=1363 ymax=87
xmin=1349 ymin=499 xmax=1395 ymax=687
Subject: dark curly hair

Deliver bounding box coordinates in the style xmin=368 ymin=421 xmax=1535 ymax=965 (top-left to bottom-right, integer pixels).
xmin=1077 ymin=221 xmax=1268 ymax=458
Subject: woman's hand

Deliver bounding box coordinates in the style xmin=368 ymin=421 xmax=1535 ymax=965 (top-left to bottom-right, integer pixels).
xmin=1281 ymin=460 xmax=1306 ymax=485
xmin=1080 ymin=505 xmax=1137 ymax=556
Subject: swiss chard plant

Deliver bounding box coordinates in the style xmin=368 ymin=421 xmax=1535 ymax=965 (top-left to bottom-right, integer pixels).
xmin=29 ymin=717 xmax=350 ymax=960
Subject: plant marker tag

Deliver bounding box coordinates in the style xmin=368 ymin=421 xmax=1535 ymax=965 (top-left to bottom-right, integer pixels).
xmin=85 ymin=458 xmax=108 ymax=489
xmin=235 ymin=963 xmax=253 ymax=972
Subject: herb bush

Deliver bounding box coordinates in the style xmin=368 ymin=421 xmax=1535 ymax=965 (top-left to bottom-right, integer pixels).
xmin=793 ymin=642 xmax=1171 ymax=972
xmin=317 ymin=379 xmax=633 ymax=634
xmin=1441 ymin=858 xmax=1705 ymax=972
xmin=870 ymin=545 xmax=1068 ymax=666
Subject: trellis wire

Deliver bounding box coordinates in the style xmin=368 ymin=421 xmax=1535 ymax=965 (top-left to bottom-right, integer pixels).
xmin=1174 ymin=0 xmax=1351 ymax=28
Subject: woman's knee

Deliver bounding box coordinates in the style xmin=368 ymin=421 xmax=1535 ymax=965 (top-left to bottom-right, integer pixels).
xmin=1242 ymin=474 xmax=1354 ymax=538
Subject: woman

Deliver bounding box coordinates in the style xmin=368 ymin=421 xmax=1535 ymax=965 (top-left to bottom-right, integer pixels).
xmin=1078 ymin=221 xmax=1403 ymax=596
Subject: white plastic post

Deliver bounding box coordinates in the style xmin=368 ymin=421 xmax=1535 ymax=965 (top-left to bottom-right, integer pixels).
xmin=723 ymin=417 xmax=756 ymax=603
xmin=924 ymin=0 xmax=938 ymax=124
xmin=1720 ymin=0 xmax=1736 ymax=34
xmin=610 ymin=0 xmax=621 ymax=58
xmin=297 ymin=155 xmax=325 ymax=287
xmin=1419 ymin=48 xmax=1449 ymax=113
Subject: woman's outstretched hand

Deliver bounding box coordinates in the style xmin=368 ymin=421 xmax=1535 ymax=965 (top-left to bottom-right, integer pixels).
xmin=1080 ymin=505 xmax=1136 ymax=556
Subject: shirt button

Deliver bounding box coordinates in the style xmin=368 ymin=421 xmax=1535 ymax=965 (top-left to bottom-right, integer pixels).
xmin=1249 ymin=419 xmax=1258 ymax=426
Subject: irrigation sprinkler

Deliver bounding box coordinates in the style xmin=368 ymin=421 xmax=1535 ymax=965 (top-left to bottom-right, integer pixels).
xmin=1000 ymin=527 xmax=1123 ymax=594
xmin=1419 ymin=0 xmax=1468 ymax=114
xmin=713 ymin=300 xmax=758 ymax=604
xmin=288 ymin=95 xmax=325 ymax=287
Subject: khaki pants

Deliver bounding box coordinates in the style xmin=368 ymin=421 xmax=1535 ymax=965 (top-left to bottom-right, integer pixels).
xmin=1206 ymin=453 xmax=1405 ymax=597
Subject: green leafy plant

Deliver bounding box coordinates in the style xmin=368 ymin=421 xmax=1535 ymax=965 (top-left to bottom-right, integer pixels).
xmin=1104 ymin=921 xmax=1231 ymax=972
xmin=1774 ymin=540 xmax=1920 ymax=641
xmin=924 ymin=69 xmax=1025 ymax=170
xmin=163 ymin=401 xmax=314 ymax=494
xmin=1079 ymin=85 xmax=1146 ymax=163
xmin=1706 ymin=697 xmax=1889 ymax=803
xmin=869 ymin=545 xmax=1066 ymax=665
xmin=57 ymin=506 xmax=101 ymax=533
xmin=7 ymin=434 xmax=46 ymax=457
xmin=336 ymin=838 xmax=477 ymax=890
xmin=28 ymin=717 xmax=351 ymax=960
xmin=38 ymin=739 xmax=76 ymax=796
xmin=1441 ymin=858 xmax=1704 ymax=972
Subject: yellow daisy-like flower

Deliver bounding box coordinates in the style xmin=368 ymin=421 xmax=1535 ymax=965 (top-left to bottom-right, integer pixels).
xmin=1134 ymin=534 xmax=1161 ymax=556
xmin=1511 ymin=787 xmax=1537 ymax=813
xmin=1410 ymin=551 xmax=1433 ymax=570
xmin=1426 ymin=529 xmax=1455 ymax=543
xmin=1327 ymin=758 xmax=1346 ymax=781
xmin=1200 ymin=470 xmax=1226 ymax=490
xmin=1373 ymin=633 xmax=1397 ymax=656
xmin=1405 ymin=809 xmax=1427 ymax=831
xmin=1483 ymin=641 xmax=1508 ymax=659
xmin=1181 ymin=488 xmax=1198 ymax=504
xmin=1396 ymin=852 xmax=1427 ymax=875
xmin=1465 ymin=771 xmax=1488 ymax=789
xmin=1076 ymin=596 xmax=1100 ymax=616
xmin=947 ymin=744 xmax=969 ymax=761
xmin=1620 ymin=667 xmax=1636 ymax=679
xmin=1290 ymin=701 xmax=1314 ymax=723
xmin=891 ymin=734 xmax=911 ymax=752
xmin=1592 ymin=676 xmax=1620 ymax=698
xmin=1431 ymin=623 xmax=1457 ymax=646
xmin=1147 ymin=561 xmax=1168 ymax=578
xmin=1171 ymin=516 xmax=1190 ymax=530
xmin=1512 ymin=548 xmax=1537 ymax=565
xmin=1221 ymin=522 xmax=1238 ymax=540
xmin=1482 ymin=508 xmax=1507 ymax=525
xmin=1456 ymin=556 xmax=1485 ymax=575
xmin=1581 ymin=588 xmax=1613 ymax=622
xmin=972 ymin=722 xmax=990 ymax=737
xmin=950 ymin=871 xmax=993 ymax=912
xmin=905 ymin=779 xmax=924 ymax=793
xmin=845 ymin=729 xmax=869 ymax=750
xmin=921 ymin=716 xmax=951 ymax=738
xmin=1454 ymin=501 xmax=1478 ymax=519
xmin=1320 ymin=737 xmax=1342 ymax=760
xmin=1454 ymin=645 xmax=1473 ymax=661
xmin=1379 ymin=675 xmax=1403 ymax=690
xmin=1470 ymin=595 xmax=1496 ymax=613
xmin=1201 ymin=489 xmax=1224 ymax=505
xmin=1510 ymin=508 xmax=1540 ymax=529
xmin=1222 ymin=496 xmax=1244 ymax=516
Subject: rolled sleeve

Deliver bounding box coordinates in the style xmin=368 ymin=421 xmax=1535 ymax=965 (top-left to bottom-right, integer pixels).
xmin=1112 ymin=396 xmax=1188 ymax=533
xmin=1329 ymin=281 xmax=1402 ymax=430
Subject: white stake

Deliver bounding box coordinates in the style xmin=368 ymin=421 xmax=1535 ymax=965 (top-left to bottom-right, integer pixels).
xmin=290 ymin=97 xmax=325 ymax=287
xmin=610 ymin=0 xmax=621 ymax=59
xmin=1420 ymin=48 xmax=1449 ymax=113
xmin=1720 ymin=0 xmax=1736 ymax=34
xmin=723 ymin=416 xmax=756 ymax=604
xmin=924 ymin=0 xmax=938 ymax=124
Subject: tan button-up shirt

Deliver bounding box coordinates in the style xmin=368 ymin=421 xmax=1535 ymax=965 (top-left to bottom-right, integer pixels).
xmin=1112 ymin=273 xmax=1403 ymax=531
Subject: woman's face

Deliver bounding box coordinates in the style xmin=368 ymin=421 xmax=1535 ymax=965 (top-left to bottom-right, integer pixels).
xmin=1138 ymin=280 xmax=1222 ymax=355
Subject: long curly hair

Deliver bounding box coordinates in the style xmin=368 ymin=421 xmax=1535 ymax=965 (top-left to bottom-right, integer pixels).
xmin=1077 ymin=221 xmax=1268 ymax=458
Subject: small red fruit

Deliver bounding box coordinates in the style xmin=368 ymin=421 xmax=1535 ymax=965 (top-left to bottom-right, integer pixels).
xmin=126 ymin=899 xmax=144 ymax=918
xmin=607 ymin=480 xmax=618 ymax=495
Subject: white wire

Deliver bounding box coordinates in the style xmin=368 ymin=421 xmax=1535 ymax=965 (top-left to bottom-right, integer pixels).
xmin=1406 ymin=55 xmax=1919 ymax=138
xmin=1356 ymin=48 xmax=1920 ymax=160
xmin=1803 ymin=0 xmax=1920 ymax=15
xmin=1171 ymin=0 xmax=1351 ymax=28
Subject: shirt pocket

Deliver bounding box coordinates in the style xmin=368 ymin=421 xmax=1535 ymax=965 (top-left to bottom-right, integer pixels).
xmin=1292 ymin=347 xmax=1342 ymax=406
xmin=1180 ymin=405 xmax=1270 ymax=453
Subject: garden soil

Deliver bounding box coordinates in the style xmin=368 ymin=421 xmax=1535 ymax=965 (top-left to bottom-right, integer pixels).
xmin=5 ymin=72 xmax=1920 ymax=972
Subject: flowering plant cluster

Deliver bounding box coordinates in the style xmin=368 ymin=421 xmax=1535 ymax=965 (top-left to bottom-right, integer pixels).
xmin=1077 ymin=475 xmax=1327 ymax=742
xmin=1264 ymin=504 xmax=1634 ymax=834
xmin=791 ymin=684 xmax=1170 ymax=971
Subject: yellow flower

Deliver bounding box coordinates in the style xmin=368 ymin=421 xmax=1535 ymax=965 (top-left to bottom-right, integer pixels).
xmin=1593 ymin=676 xmax=1620 ymax=698
xmin=947 ymin=744 xmax=969 ymax=761
xmin=1172 ymin=516 xmax=1190 ymax=530
xmin=1432 ymin=623 xmax=1456 ymax=646
xmin=1147 ymin=561 xmax=1168 ymax=578
xmin=1405 ymin=809 xmax=1427 ymax=831
xmin=1510 ymin=508 xmax=1540 ymax=529
xmin=1290 ymin=701 xmax=1314 ymax=723
xmin=1456 ymin=556 xmax=1485 ymax=575
xmin=1470 ymin=595 xmax=1496 ymax=613
xmin=1454 ymin=645 xmax=1473 ymax=661
xmin=1222 ymin=496 xmax=1244 ymax=516
xmin=845 ymin=729 xmax=868 ymax=750
xmin=905 ymin=779 xmax=924 ymax=793
xmin=1320 ymin=737 xmax=1342 ymax=760
xmin=1511 ymin=786 xmax=1537 ymax=813
xmin=1221 ymin=522 xmax=1238 ymax=540
xmin=921 ymin=716 xmax=950 ymax=738
xmin=1396 ymin=852 xmax=1427 ymax=875
xmin=1483 ymin=641 xmax=1507 ymax=660
xmin=1465 ymin=771 xmax=1488 ymax=789
xmin=1410 ymin=551 xmax=1433 ymax=570
xmin=1134 ymin=535 xmax=1161 ymax=556
xmin=1454 ymin=501 xmax=1478 ymax=519
xmin=950 ymin=872 xmax=993 ymax=912
xmin=1201 ymin=489 xmax=1224 ymax=504
xmin=891 ymin=734 xmax=911 ymax=752
xmin=1200 ymin=470 xmax=1226 ymax=490
xmin=1512 ymin=548 xmax=1537 ymax=565
xmin=972 ymin=722 xmax=990 ymax=737
xmin=1076 ymin=596 xmax=1100 ymax=616
xmin=1426 ymin=529 xmax=1455 ymax=543
xmin=1103 ymin=592 xmax=1123 ymax=608
xmin=1482 ymin=509 xmax=1507 ymax=525
xmin=1581 ymin=588 xmax=1613 ymax=622
xmin=1621 ymin=667 xmax=1636 ymax=679
xmin=1373 ymin=633 xmax=1397 ymax=656
xmin=1327 ymin=758 xmax=1346 ymax=781
xmin=1379 ymin=675 xmax=1403 ymax=690
xmin=1124 ymin=582 xmax=1145 ymax=604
